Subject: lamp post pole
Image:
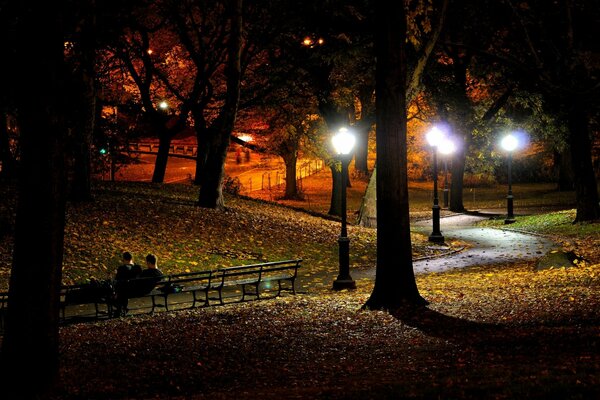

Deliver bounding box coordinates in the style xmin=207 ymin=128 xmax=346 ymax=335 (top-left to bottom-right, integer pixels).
xmin=501 ymin=133 xmax=519 ymax=224
xmin=331 ymin=127 xmax=356 ymax=290
xmin=429 ymin=147 xmax=444 ymax=243
xmin=443 ymin=158 xmax=449 ymax=209
xmin=505 ymin=151 xmax=515 ymax=224
xmin=333 ymin=154 xmax=356 ymax=290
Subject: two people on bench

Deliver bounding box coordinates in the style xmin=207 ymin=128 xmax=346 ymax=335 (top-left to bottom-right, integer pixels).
xmin=113 ymin=252 xmax=163 ymax=317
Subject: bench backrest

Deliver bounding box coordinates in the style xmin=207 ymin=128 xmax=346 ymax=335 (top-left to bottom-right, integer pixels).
xmin=167 ymin=270 xmax=213 ymax=286
xmin=213 ymin=259 xmax=302 ymax=285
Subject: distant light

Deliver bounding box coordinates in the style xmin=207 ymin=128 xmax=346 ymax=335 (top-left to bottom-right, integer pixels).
xmin=302 ymin=37 xmax=313 ymax=46
xmin=501 ymin=134 xmax=518 ymax=152
xmin=159 ymin=101 xmax=169 ymax=110
xmin=147 ymin=49 xmax=154 ymax=55
xmin=317 ymin=38 xmax=325 ymax=45
xmin=237 ymin=134 xmax=253 ymax=142
xmin=331 ymin=127 xmax=356 ymax=155
xmin=99 ymin=148 xmax=108 ymax=155
xmin=426 ymin=126 xmax=446 ymax=147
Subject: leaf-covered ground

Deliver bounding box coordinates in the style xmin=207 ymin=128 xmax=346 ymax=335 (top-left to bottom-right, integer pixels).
xmin=0 ymin=182 xmax=456 ymax=290
xmin=51 ymin=260 xmax=600 ymax=399
xmin=2 ymin=182 xmax=599 ymax=399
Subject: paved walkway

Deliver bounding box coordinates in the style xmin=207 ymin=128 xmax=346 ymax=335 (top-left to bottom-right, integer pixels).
xmin=352 ymin=213 xmax=558 ymax=281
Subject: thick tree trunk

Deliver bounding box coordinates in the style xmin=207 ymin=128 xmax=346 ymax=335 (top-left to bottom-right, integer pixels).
xmin=0 ymin=109 xmax=15 ymax=178
xmin=354 ymin=86 xmax=375 ymax=175
xmin=0 ymin=3 xmax=67 ymax=398
xmin=555 ymin=148 xmax=574 ymax=191
xmin=354 ymin=120 xmax=371 ymax=175
xmin=197 ymin=0 xmax=242 ymax=208
xmin=364 ymin=0 xmax=426 ymax=310
xmin=198 ymin=132 xmax=228 ymax=208
xmin=567 ymin=102 xmax=600 ymax=222
xmin=328 ymin=163 xmax=342 ymax=216
xmin=449 ymin=134 xmax=466 ymax=212
xmin=152 ymin=132 xmax=172 ymax=183
xmin=283 ymin=152 xmax=299 ymax=199
xmin=70 ymin=62 xmax=95 ymax=201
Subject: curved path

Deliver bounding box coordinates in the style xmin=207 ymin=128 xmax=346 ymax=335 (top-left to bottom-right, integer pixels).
xmin=353 ymin=214 xmax=558 ymax=280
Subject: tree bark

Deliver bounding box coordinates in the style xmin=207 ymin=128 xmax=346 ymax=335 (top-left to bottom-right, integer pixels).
xmin=0 ymin=109 xmax=15 ymax=178
xmin=449 ymin=133 xmax=467 ymax=212
xmin=0 ymin=3 xmax=67 ymax=397
xmin=152 ymin=131 xmax=172 ymax=183
xmin=283 ymin=152 xmax=299 ymax=199
xmin=197 ymin=0 xmax=243 ymax=208
xmin=567 ymin=101 xmax=600 ymax=222
xmin=555 ymin=148 xmax=574 ymax=191
xmin=364 ymin=0 xmax=426 ymax=310
xmin=328 ymin=163 xmax=342 ymax=216
xmin=70 ymin=52 xmax=95 ymax=201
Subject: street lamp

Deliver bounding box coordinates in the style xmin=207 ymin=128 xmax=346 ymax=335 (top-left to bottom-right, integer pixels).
xmin=438 ymin=137 xmax=456 ymax=209
xmin=501 ymin=133 xmax=519 ymax=224
xmin=426 ymin=126 xmax=445 ymax=243
xmin=332 ymin=127 xmax=357 ymax=290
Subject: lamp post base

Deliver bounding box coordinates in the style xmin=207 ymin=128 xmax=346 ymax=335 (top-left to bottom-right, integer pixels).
xmin=504 ymin=218 xmax=516 ymax=224
xmin=428 ymin=233 xmax=445 ymax=243
xmin=333 ymin=277 xmax=356 ymax=290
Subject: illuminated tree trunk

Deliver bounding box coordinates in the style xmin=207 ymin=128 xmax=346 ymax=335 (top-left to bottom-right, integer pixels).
xmin=567 ymin=101 xmax=600 ymax=222
xmin=198 ymin=0 xmax=242 ymax=208
xmin=328 ymin=163 xmax=342 ymax=216
xmin=198 ymin=129 xmax=228 ymax=208
xmin=354 ymin=86 xmax=375 ymax=175
xmin=283 ymin=151 xmax=299 ymax=199
xmin=449 ymin=133 xmax=467 ymax=212
xmin=364 ymin=0 xmax=426 ymax=310
xmin=152 ymin=131 xmax=172 ymax=183
xmin=0 ymin=3 xmax=67 ymax=397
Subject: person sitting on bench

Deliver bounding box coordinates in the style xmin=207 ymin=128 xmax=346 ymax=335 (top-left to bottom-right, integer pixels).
xmin=113 ymin=251 xmax=142 ymax=317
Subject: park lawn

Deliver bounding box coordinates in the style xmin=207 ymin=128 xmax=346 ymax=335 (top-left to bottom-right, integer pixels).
xmin=0 ymin=181 xmax=455 ymax=290
xmin=1 ymin=181 xmax=599 ymax=398
xmin=53 ymin=259 xmax=600 ymax=399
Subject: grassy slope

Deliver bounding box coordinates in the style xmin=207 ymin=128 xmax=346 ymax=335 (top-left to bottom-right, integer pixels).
xmin=2 ymin=181 xmax=600 ymax=399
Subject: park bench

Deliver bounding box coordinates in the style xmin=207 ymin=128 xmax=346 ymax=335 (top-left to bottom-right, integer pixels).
xmin=144 ymin=270 xmax=212 ymax=312
xmin=0 ymin=259 xmax=303 ymax=325
xmin=209 ymin=259 xmax=302 ymax=305
xmin=60 ymin=282 xmax=114 ymax=320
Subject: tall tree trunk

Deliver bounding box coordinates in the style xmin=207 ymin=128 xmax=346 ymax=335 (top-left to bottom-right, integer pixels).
xmin=0 ymin=3 xmax=67 ymax=397
xmin=449 ymin=133 xmax=467 ymax=212
xmin=354 ymin=86 xmax=375 ymax=175
xmin=328 ymin=163 xmax=342 ymax=216
xmin=152 ymin=132 xmax=172 ymax=183
xmin=567 ymin=101 xmax=600 ymax=222
xmin=198 ymin=0 xmax=243 ymax=208
xmin=354 ymin=120 xmax=371 ymax=175
xmin=283 ymin=152 xmax=299 ymax=199
xmin=198 ymin=131 xmax=228 ymax=208
xmin=0 ymin=109 xmax=15 ymax=178
xmin=70 ymin=57 xmax=95 ymax=201
xmin=364 ymin=0 xmax=426 ymax=310
xmin=555 ymin=148 xmax=574 ymax=191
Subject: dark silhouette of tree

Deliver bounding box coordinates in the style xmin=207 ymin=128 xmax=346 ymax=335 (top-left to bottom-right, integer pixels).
xmin=0 ymin=2 xmax=68 ymax=398
xmin=364 ymin=0 xmax=427 ymax=310
xmin=197 ymin=0 xmax=243 ymax=208
xmin=497 ymin=0 xmax=599 ymax=222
